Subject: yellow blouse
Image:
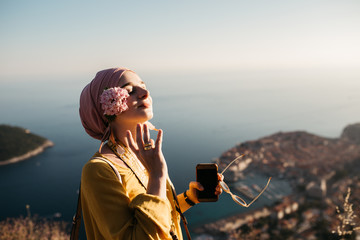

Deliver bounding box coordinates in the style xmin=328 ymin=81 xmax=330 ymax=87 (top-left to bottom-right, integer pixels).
xmin=81 ymin=152 xmax=183 ymax=240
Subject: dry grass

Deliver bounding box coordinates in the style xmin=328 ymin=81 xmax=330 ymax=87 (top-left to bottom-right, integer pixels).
xmin=0 ymin=213 xmax=69 ymax=240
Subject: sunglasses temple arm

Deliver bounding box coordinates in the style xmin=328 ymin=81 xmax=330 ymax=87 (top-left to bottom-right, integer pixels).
xmin=246 ymin=177 xmax=272 ymax=207
xmin=220 ymin=154 xmax=245 ymax=175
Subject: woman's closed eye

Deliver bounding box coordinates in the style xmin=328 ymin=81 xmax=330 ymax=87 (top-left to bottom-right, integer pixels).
xmin=125 ymin=86 xmax=135 ymax=95
xmin=128 ymin=86 xmax=147 ymax=95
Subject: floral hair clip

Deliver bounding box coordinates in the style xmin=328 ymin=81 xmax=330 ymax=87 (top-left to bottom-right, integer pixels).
xmin=100 ymin=87 xmax=129 ymax=121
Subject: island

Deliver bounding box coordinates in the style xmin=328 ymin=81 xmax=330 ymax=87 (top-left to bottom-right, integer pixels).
xmin=0 ymin=124 xmax=54 ymax=166
xmin=193 ymin=123 xmax=360 ymax=239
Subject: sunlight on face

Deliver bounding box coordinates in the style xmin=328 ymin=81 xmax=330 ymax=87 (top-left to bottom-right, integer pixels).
xmin=114 ymin=71 xmax=153 ymax=125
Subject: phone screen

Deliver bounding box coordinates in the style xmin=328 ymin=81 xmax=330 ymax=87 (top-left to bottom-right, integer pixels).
xmin=196 ymin=164 xmax=219 ymax=202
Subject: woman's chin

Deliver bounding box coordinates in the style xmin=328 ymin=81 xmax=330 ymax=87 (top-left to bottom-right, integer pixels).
xmin=139 ymin=111 xmax=154 ymax=123
xmin=144 ymin=108 xmax=154 ymax=119
xmin=146 ymin=113 xmax=154 ymax=121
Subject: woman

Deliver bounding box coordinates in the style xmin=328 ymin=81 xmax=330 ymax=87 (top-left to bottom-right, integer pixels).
xmin=79 ymin=68 xmax=222 ymax=240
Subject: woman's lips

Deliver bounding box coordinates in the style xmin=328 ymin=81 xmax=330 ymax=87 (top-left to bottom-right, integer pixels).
xmin=138 ymin=102 xmax=151 ymax=108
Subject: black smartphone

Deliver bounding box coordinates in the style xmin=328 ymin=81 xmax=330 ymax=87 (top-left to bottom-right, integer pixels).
xmin=196 ymin=163 xmax=219 ymax=202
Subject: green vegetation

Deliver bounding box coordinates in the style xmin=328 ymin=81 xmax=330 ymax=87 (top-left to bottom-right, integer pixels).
xmin=0 ymin=124 xmax=48 ymax=161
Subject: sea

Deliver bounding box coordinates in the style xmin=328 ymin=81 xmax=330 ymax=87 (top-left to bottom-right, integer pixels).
xmin=0 ymin=68 xmax=359 ymax=236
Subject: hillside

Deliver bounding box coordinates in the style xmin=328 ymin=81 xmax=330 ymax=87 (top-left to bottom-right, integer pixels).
xmin=0 ymin=125 xmax=54 ymax=165
xmin=216 ymin=123 xmax=360 ymax=182
xmin=194 ymin=123 xmax=360 ymax=239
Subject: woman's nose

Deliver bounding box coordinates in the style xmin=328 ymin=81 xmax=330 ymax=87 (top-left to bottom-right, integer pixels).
xmin=138 ymin=88 xmax=149 ymax=99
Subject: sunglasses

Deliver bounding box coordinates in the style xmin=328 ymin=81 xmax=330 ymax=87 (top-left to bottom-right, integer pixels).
xmin=219 ymin=154 xmax=271 ymax=207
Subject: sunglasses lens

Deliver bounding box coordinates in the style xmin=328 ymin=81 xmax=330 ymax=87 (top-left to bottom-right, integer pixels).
xmin=233 ymin=195 xmax=247 ymax=206
xmin=220 ymin=181 xmax=230 ymax=192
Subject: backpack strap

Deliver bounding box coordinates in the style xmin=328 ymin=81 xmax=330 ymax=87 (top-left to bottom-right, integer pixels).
xmin=92 ymin=156 xmax=123 ymax=183
xmin=70 ymin=157 xmax=122 ymax=240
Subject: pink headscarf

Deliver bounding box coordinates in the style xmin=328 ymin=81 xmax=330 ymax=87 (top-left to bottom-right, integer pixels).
xmin=79 ymin=67 xmax=134 ymax=142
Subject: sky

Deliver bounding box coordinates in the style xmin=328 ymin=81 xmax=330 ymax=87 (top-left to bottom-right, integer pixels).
xmin=1 ymin=0 xmax=360 ymax=78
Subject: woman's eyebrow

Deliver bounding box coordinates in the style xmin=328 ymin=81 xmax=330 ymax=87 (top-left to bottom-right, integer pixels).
xmin=120 ymin=81 xmax=145 ymax=88
xmin=120 ymin=82 xmax=131 ymax=88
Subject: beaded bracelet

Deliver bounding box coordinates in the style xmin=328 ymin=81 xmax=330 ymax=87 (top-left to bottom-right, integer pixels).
xmin=183 ymin=190 xmax=196 ymax=206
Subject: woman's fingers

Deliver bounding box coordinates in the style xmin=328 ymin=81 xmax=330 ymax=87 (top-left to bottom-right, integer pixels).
xmin=127 ymin=124 xmax=159 ymax=155
xmin=123 ymin=124 xmax=168 ymax=178
xmin=126 ymin=130 xmax=138 ymax=152
xmin=136 ymin=123 xmax=155 ymax=151
xmin=215 ymin=184 xmax=223 ymax=195
xmin=188 ymin=181 xmax=203 ymax=203
xmin=189 ymin=181 xmax=204 ymax=191
xmin=216 ymin=173 xmax=224 ymax=195
xmin=136 ymin=124 xmax=144 ymax=148
xmin=143 ymin=123 xmax=151 ymax=145
xmin=218 ymin=173 xmax=224 ymax=181
xmin=155 ymin=129 xmax=163 ymax=150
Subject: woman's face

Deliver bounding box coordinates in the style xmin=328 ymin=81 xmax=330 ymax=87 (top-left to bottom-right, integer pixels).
xmin=113 ymin=71 xmax=153 ymax=126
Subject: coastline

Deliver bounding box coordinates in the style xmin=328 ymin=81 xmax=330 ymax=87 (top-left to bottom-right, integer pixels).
xmin=0 ymin=140 xmax=54 ymax=166
xmin=192 ymin=123 xmax=360 ymax=239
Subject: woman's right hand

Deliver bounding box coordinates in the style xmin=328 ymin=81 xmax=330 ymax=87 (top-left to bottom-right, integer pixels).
xmin=126 ymin=123 xmax=168 ymax=183
xmin=125 ymin=124 xmax=168 ymax=198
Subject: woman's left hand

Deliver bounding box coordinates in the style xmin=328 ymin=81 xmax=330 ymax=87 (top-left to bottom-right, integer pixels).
xmin=186 ymin=173 xmax=224 ymax=204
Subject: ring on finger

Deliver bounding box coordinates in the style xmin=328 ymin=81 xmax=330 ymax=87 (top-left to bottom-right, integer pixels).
xmin=144 ymin=143 xmax=152 ymax=150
